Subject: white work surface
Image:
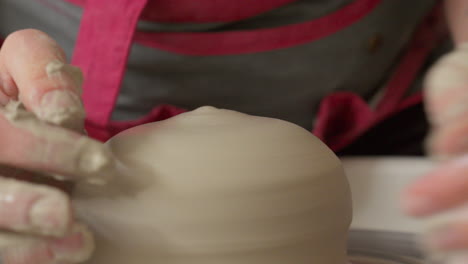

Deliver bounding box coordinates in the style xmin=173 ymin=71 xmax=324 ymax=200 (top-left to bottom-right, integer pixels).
xmin=342 ymin=157 xmax=438 ymax=263
xmin=342 ymin=157 xmax=436 ymax=234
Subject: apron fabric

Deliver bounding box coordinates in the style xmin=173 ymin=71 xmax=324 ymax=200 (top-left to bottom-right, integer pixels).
xmin=314 ymin=5 xmax=447 ymax=151
xmin=74 ymin=0 xmax=382 ymax=141
xmin=70 ymin=0 xmax=444 ymax=152
xmin=66 ymin=0 xmax=301 ymax=23
xmin=0 ymin=0 xmax=444 ymax=153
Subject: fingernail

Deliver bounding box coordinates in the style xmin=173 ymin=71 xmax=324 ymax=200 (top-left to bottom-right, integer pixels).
xmin=448 ymin=141 xmax=468 ymax=158
xmin=425 ymin=134 xmax=437 ymax=155
xmin=0 ymin=91 xmax=10 ymax=106
xmin=442 ymin=104 xmax=468 ymax=123
xmin=36 ymin=89 xmax=85 ymax=131
xmin=425 ymin=227 xmax=463 ymax=250
xmin=29 ymin=192 xmax=71 ymax=237
xmin=425 ymin=133 xmax=461 ymax=160
xmin=447 ymin=253 xmax=468 ymax=264
xmin=426 ymin=252 xmax=468 ymax=264
xmin=1 ymin=243 xmax=54 ymax=264
xmin=46 ymin=60 xmax=84 ymax=93
xmin=403 ymin=196 xmax=436 ymax=216
xmin=451 ymin=154 xmax=468 ymax=168
xmin=51 ymin=224 xmax=95 ymax=263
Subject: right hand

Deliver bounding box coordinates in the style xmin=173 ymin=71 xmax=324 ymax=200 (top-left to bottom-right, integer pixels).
xmin=402 ymin=44 xmax=468 ymax=254
xmin=0 ymin=29 xmax=113 ymax=264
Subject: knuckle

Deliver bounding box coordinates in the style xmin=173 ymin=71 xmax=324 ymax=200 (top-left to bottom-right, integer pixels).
xmin=5 ymin=29 xmax=48 ymax=42
xmin=2 ymin=29 xmax=65 ymax=60
xmin=0 ymin=177 xmax=71 ymax=237
xmin=4 ymin=29 xmax=46 ymax=47
xmin=1 ymin=241 xmax=53 ymax=264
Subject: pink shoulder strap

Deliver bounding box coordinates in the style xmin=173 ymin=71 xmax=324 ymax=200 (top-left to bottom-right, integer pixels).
xmin=141 ymin=0 xmax=298 ymax=23
xmin=72 ymin=0 xmax=148 ymax=128
xmin=313 ymin=4 xmax=445 ymax=152
xmin=63 ymin=0 xmax=300 ymax=23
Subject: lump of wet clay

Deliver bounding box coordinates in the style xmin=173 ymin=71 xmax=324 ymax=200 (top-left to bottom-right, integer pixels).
xmin=73 ymin=106 xmax=352 ymax=264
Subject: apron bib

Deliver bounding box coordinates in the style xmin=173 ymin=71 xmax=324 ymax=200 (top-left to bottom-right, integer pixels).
xmin=314 ymin=4 xmax=446 ymax=151
xmin=63 ymin=0 xmax=444 ymax=151
xmin=65 ymin=0 xmax=299 ymax=23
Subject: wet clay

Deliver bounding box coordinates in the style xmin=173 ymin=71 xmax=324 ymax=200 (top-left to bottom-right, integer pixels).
xmin=42 ymin=60 xmax=86 ymax=132
xmin=0 ymin=101 xmax=115 ymax=184
xmin=73 ymin=106 xmax=352 ymax=264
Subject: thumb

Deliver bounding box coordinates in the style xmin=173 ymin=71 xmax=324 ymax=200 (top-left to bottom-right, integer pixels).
xmin=424 ymin=44 xmax=468 ymax=157
xmin=0 ymin=29 xmax=85 ymax=131
xmin=425 ymin=44 xmax=468 ymax=126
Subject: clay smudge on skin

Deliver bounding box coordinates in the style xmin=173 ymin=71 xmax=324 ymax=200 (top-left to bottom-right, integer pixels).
xmin=0 ymin=101 xmax=115 ymax=185
xmin=46 ymin=60 xmax=84 ymax=92
xmin=36 ymin=60 xmax=86 ymax=132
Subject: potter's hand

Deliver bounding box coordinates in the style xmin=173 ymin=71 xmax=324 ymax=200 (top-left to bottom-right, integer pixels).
xmin=403 ymin=45 xmax=468 ymax=251
xmin=0 ymin=29 xmax=109 ymax=263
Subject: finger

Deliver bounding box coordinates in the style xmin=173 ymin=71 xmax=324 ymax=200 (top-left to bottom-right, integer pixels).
xmin=47 ymin=224 xmax=94 ymax=264
xmin=0 ymin=65 xmax=19 ymax=106
xmin=0 ymin=115 xmax=115 ymax=184
xmin=424 ymin=44 xmax=468 ymax=126
xmin=425 ymin=85 xmax=468 ymax=128
xmin=0 ymin=108 xmax=115 ymax=184
xmin=2 ymin=242 xmax=53 ymax=264
xmin=0 ymin=29 xmax=84 ymax=131
xmin=426 ymin=117 xmax=468 ymax=157
xmin=424 ymin=220 xmax=468 ymax=250
xmin=0 ymin=165 xmax=74 ymax=195
xmin=0 ymin=177 xmax=71 ymax=237
xmin=402 ymin=155 xmax=468 ymax=216
xmin=0 ymin=88 xmax=11 ymax=106
xmin=0 ymin=223 xmax=94 ymax=264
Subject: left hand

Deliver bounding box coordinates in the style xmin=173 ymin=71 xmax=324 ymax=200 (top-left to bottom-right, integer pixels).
xmin=403 ymin=44 xmax=468 ymax=250
xmin=0 ymin=29 xmax=114 ymax=264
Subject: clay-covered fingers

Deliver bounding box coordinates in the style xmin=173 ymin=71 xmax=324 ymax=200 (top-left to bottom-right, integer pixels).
xmin=0 ymin=178 xmax=93 ymax=263
xmin=427 ymin=118 xmax=468 ymax=157
xmin=407 ymin=44 xmax=468 ymax=257
xmin=0 ymin=112 xmax=115 ymax=184
xmin=424 ymin=44 xmax=468 ymax=157
xmin=0 ymin=29 xmax=114 ymax=183
xmin=0 ymin=177 xmax=71 ymax=237
xmin=0 ymin=223 xmax=94 ymax=264
xmin=0 ymin=176 xmax=93 ymax=263
xmin=0 ymin=29 xmax=84 ymax=131
xmin=402 ymin=156 xmax=468 ymax=217
xmin=0 ymin=29 xmax=96 ymax=264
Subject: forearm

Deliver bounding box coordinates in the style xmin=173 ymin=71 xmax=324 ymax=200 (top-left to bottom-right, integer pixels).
xmin=445 ymin=0 xmax=468 ymax=46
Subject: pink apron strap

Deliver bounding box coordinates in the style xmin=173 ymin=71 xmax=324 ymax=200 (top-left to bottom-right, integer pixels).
xmin=64 ymin=0 xmax=300 ymax=23
xmin=313 ymin=3 xmax=446 ymax=152
xmin=134 ymin=0 xmax=381 ymax=56
xmin=142 ymin=0 xmax=298 ymax=23
xmin=72 ymin=0 xmax=148 ymax=130
xmin=374 ymin=11 xmax=444 ymax=116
